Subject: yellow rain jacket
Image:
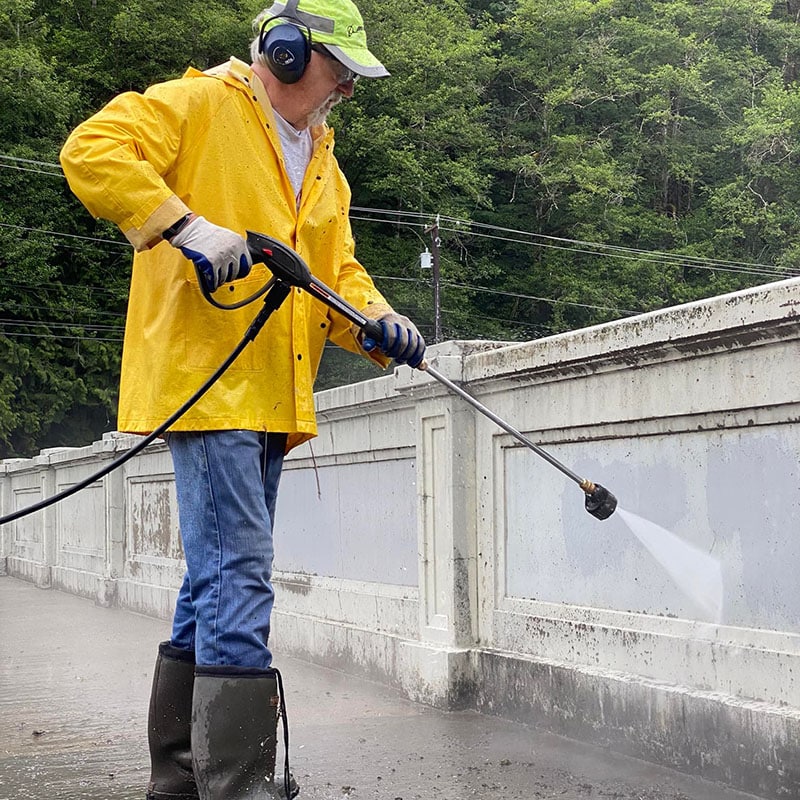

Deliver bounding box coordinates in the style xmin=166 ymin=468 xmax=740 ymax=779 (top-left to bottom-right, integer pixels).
xmin=60 ymin=58 xmax=392 ymax=451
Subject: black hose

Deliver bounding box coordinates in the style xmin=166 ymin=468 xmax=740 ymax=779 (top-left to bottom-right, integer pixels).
xmin=0 ymin=279 xmax=289 ymax=526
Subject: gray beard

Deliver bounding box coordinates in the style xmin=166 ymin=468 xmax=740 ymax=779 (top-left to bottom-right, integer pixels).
xmin=307 ymin=94 xmax=341 ymax=128
xmin=307 ymin=108 xmax=330 ymax=128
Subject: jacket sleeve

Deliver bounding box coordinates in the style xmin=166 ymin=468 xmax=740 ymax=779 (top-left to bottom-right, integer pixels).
xmin=59 ymin=78 xmax=203 ymax=250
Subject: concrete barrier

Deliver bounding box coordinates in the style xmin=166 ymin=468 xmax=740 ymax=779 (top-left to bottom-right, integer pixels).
xmin=2 ymin=277 xmax=799 ymax=797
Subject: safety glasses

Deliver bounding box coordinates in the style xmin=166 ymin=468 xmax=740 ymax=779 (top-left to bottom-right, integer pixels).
xmin=311 ymin=44 xmax=359 ymax=85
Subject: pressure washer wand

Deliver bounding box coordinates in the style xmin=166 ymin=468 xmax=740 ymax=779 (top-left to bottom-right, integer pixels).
xmin=421 ymin=361 xmax=583 ymax=483
xmin=245 ymin=231 xmax=617 ymax=521
xmin=419 ymin=361 xmax=616 ymax=520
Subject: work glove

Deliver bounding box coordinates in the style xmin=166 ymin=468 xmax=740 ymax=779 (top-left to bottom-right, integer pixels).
xmin=168 ymin=215 xmax=252 ymax=292
xmin=362 ymin=312 xmax=426 ymax=368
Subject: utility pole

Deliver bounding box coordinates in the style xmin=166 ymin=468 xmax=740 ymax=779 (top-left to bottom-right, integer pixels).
xmin=425 ymin=214 xmax=442 ymax=343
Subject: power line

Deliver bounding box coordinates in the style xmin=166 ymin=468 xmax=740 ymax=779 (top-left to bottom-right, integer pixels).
xmin=3 ymin=153 xmax=793 ymax=285
xmin=352 ymin=205 xmax=795 ymax=279
xmin=2 ymin=153 xmax=785 ymax=277
xmin=368 ymin=274 xmax=423 ymax=284
xmin=368 ymin=274 xmax=636 ymax=314
xmin=0 ymin=222 xmax=130 ymax=249
xmin=0 ymin=330 xmax=123 ymax=343
xmin=437 ymin=224 xmax=789 ymax=280
xmin=0 ymin=317 xmax=125 ymax=344
xmin=442 ymin=280 xmax=636 ymax=315
xmin=0 ymin=163 xmax=64 ymax=177
xmin=4 ymin=277 xmax=129 ymax=297
xmin=0 ymin=155 xmax=63 ymax=177
xmin=355 ymin=204 xmax=787 ymax=272
xmin=350 ymin=214 xmax=425 ymax=232
xmin=0 ymin=300 xmax=126 ymax=320
xmin=439 ymin=305 xmax=553 ymax=333
xmin=0 ymin=155 xmax=62 ymax=168
xmin=351 ymin=206 xmax=431 ymax=220
xmin=0 ymin=318 xmax=124 ymax=333
xmin=437 ymin=214 xmax=788 ymax=273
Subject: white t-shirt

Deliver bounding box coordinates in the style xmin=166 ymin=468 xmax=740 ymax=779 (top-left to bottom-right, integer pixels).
xmin=273 ymin=111 xmax=313 ymax=209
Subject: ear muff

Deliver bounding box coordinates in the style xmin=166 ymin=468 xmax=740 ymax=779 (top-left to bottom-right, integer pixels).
xmin=259 ymin=19 xmax=311 ymax=84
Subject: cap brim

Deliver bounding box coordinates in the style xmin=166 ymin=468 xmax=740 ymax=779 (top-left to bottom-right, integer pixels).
xmin=324 ymin=42 xmax=389 ymax=78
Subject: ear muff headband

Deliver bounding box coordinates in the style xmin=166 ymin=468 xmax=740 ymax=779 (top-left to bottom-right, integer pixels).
xmin=259 ymin=14 xmax=312 ymax=84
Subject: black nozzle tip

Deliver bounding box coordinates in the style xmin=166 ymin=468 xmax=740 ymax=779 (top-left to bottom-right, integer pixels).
xmin=584 ymin=483 xmax=617 ymax=520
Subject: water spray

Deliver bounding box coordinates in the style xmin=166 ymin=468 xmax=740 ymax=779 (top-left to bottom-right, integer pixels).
xmin=246 ymin=232 xmax=618 ymax=521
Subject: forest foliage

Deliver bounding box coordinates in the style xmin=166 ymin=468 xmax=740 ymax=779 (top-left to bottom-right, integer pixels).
xmin=1 ymin=0 xmax=799 ymax=456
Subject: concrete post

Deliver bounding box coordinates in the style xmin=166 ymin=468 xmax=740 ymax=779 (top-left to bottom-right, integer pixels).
xmin=39 ymin=456 xmax=56 ymax=588
xmin=101 ymin=438 xmax=126 ymax=607
xmin=0 ymin=462 xmax=8 ymax=575
xmin=391 ymin=345 xmax=484 ymax=707
xmin=417 ymin=398 xmax=477 ymax=648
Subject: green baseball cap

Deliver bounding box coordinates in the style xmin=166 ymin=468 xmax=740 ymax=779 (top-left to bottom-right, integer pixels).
xmin=260 ymin=0 xmax=389 ymax=78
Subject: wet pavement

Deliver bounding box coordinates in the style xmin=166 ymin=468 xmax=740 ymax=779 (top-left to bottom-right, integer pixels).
xmin=0 ymin=575 xmax=762 ymax=800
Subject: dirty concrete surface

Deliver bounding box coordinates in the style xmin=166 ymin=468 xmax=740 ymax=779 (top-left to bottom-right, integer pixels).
xmin=0 ymin=576 xmax=761 ymax=800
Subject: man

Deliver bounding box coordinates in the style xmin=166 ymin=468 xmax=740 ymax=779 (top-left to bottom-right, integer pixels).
xmin=59 ymin=1 xmax=425 ymax=798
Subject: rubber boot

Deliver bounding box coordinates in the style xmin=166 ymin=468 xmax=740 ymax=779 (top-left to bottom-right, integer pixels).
xmin=191 ymin=665 xmax=299 ymax=799
xmin=146 ymin=642 xmax=199 ymax=800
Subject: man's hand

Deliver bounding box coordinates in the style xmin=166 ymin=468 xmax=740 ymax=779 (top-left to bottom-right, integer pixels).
xmin=168 ymin=215 xmax=252 ymax=291
xmin=362 ymin=312 xmax=426 ymax=368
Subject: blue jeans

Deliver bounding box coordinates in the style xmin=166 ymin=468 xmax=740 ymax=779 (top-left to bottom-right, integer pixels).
xmin=166 ymin=430 xmax=287 ymax=668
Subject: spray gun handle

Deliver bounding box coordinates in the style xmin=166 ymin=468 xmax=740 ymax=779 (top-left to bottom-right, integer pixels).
xmin=362 ymin=319 xmax=384 ymax=343
xmin=243 ymin=231 xmax=424 ymax=368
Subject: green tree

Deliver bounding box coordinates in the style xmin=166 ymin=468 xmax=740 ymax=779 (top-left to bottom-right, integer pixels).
xmin=707 ymin=77 xmax=800 ymax=271
xmin=324 ymin=0 xmax=499 ymax=351
xmin=49 ymin=0 xmax=257 ymax=105
xmin=0 ymin=0 xmax=258 ymax=456
xmin=0 ymin=0 xmax=125 ymax=456
xmin=4 ymin=0 xmax=800 ymax=453
xmin=480 ymin=0 xmax=796 ymax=335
